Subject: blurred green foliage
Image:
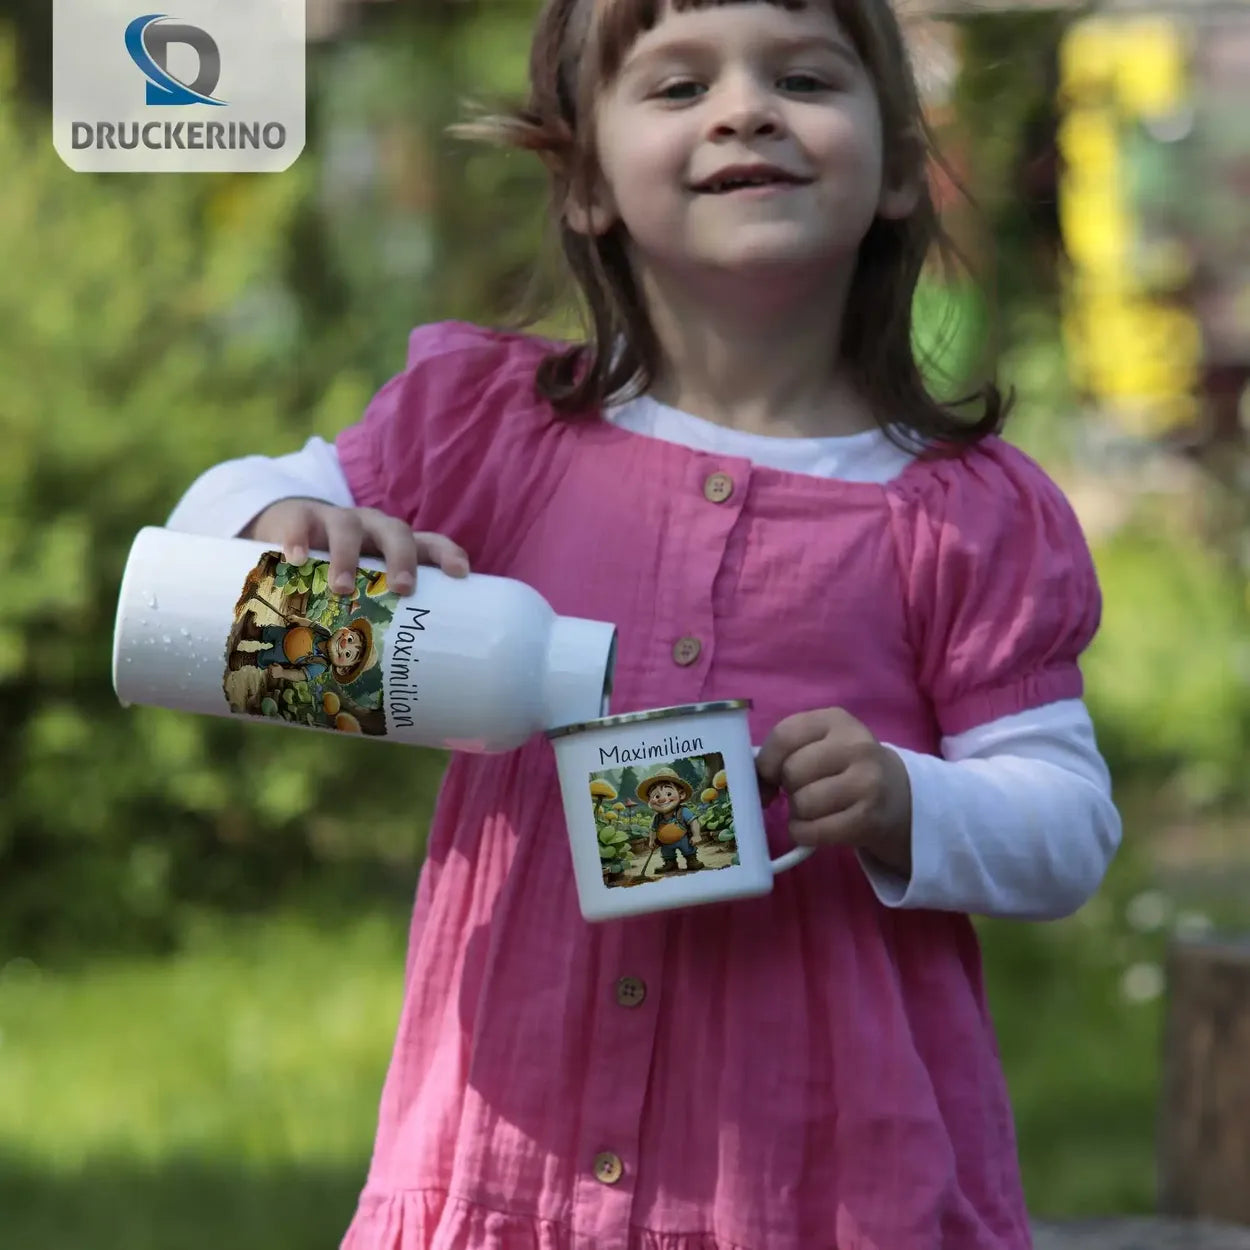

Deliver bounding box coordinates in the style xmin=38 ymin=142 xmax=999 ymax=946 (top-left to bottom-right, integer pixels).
xmin=0 ymin=28 xmax=447 ymax=958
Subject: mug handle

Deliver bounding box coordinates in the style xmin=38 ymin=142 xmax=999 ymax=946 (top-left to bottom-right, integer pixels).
xmin=770 ymin=845 xmax=815 ymax=874
xmin=752 ymin=746 xmax=815 ymax=875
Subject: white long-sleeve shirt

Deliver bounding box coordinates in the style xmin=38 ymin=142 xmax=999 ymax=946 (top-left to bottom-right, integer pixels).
xmin=168 ymin=397 xmax=1121 ymax=920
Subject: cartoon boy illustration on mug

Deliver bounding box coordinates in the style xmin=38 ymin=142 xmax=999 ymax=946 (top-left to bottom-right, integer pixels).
xmin=257 ymin=615 xmax=377 ymax=688
xmin=638 ymin=767 xmax=704 ymax=874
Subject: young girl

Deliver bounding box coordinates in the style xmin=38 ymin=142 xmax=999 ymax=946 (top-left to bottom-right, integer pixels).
xmin=169 ymin=0 xmax=1121 ymax=1246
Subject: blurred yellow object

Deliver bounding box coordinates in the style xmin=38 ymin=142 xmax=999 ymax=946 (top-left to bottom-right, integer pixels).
xmin=1060 ymin=16 xmax=1188 ymax=119
xmin=1115 ymin=18 xmax=1187 ymax=119
xmin=1058 ymin=106 xmax=1129 ymax=277
xmin=1059 ymin=186 xmax=1130 ymax=272
xmin=1062 ymin=286 xmax=1200 ymax=426
xmin=1058 ymin=108 xmax=1118 ymax=170
xmin=1060 ymin=18 xmax=1117 ymax=96
xmin=1057 ymin=17 xmax=1201 ymax=436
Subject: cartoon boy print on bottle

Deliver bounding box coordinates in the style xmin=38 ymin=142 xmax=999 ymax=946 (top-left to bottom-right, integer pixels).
xmin=256 ymin=615 xmax=376 ymax=689
xmin=223 ymin=552 xmax=397 ymax=736
xmin=638 ymin=767 xmax=704 ymax=875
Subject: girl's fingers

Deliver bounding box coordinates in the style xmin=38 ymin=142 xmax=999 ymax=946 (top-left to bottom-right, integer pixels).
xmin=258 ymin=502 xmax=468 ymax=598
xmin=789 ymin=800 xmax=872 ymax=848
xmin=319 ymin=507 xmax=366 ymax=595
xmin=787 ymin=773 xmax=859 ymax=823
xmin=279 ymin=511 xmax=313 ymax=566
xmin=414 ymin=532 xmax=471 ymax=578
xmin=263 ymin=500 xmax=325 ymax=565
xmin=368 ymin=520 xmax=420 ymax=596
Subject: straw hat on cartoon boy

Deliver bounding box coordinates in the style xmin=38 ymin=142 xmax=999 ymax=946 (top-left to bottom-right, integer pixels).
xmin=636 ymin=767 xmax=693 ymax=805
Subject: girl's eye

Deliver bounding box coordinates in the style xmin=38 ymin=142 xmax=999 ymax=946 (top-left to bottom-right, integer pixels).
xmin=655 ymin=79 xmax=706 ymax=102
xmin=778 ymin=73 xmax=831 ymax=94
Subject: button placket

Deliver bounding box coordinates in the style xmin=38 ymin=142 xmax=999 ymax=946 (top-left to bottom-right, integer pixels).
xmin=570 ymin=460 xmax=747 ymax=1245
xmin=571 ymin=926 xmax=664 ymax=1248
xmin=637 ymin=457 xmax=747 ymax=710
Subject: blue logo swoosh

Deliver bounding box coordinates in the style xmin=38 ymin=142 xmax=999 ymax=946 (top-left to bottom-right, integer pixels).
xmin=125 ymin=14 xmax=227 ymax=106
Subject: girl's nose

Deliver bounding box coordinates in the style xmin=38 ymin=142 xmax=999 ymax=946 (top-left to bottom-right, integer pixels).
xmin=708 ymin=72 xmax=784 ymax=140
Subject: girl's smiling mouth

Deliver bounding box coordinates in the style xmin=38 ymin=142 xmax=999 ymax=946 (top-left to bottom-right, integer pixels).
xmin=691 ymin=163 xmax=814 ymax=195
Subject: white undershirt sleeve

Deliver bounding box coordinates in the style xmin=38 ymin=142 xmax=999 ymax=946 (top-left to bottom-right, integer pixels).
xmin=165 ymin=436 xmax=355 ymax=537
xmin=859 ymin=699 xmax=1122 ymax=920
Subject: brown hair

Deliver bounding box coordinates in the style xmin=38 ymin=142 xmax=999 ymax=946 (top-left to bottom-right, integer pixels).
xmin=456 ymin=0 xmax=1006 ymax=452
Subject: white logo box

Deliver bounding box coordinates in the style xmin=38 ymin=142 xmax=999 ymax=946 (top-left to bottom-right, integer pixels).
xmin=53 ymin=0 xmax=305 ymax=173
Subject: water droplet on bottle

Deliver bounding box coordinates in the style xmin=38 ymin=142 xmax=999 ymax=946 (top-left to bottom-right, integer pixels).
xmin=161 ymin=635 xmax=172 ymax=645
xmin=180 ymin=628 xmax=191 ymax=638
xmin=146 ymin=594 xmax=159 ymax=610
xmin=119 ymin=699 xmax=133 ymax=710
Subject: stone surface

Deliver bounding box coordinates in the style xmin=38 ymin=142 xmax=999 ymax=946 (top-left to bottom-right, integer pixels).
xmin=1032 ymin=1218 xmax=1250 ymax=1249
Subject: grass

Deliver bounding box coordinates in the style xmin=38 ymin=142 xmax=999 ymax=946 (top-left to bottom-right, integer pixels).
xmin=3 ymin=842 xmax=1246 ymax=1248
xmin=982 ymin=906 xmax=1164 ymax=1217
xmin=0 ymin=910 xmax=406 ymax=1250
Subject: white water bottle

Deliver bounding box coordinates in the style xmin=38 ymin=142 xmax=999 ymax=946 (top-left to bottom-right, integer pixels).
xmin=113 ymin=527 xmax=617 ymax=753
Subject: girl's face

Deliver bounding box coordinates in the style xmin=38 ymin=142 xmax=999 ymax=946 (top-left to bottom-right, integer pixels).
xmin=581 ymin=1 xmax=913 ymax=277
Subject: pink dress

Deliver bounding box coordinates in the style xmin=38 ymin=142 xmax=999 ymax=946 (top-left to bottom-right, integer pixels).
xmin=334 ymin=322 xmax=1100 ymax=1250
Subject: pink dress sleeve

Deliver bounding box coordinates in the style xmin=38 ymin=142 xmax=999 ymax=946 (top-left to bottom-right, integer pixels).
xmin=334 ymin=321 xmax=551 ymax=563
xmin=891 ymin=439 xmax=1102 ymax=737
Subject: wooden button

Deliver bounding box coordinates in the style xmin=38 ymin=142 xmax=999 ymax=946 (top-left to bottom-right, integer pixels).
xmin=672 ymin=636 xmax=702 ymax=666
xmin=593 ymin=1151 xmax=624 ymax=1185
xmin=615 ymin=976 xmax=647 ymax=1008
xmin=703 ymin=472 xmax=734 ymax=503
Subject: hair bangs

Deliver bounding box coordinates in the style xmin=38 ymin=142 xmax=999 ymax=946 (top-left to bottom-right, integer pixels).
xmin=591 ymin=0 xmax=819 ymax=85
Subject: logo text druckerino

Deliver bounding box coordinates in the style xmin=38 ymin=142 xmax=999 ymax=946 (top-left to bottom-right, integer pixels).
xmin=71 ymin=119 xmax=288 ymax=151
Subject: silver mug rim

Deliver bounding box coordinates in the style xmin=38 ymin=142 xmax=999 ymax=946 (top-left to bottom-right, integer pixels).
xmin=545 ymin=699 xmax=752 ymax=741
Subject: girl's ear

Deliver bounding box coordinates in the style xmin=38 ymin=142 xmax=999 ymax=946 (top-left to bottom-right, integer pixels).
xmin=878 ymin=176 xmax=921 ymax=221
xmin=877 ymin=130 xmax=925 ymax=221
xmin=563 ymin=174 xmax=618 ymax=237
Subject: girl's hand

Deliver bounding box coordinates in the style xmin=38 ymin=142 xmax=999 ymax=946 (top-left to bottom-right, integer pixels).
xmin=243 ymin=498 xmax=470 ymax=597
xmin=755 ymin=708 xmax=913 ymax=877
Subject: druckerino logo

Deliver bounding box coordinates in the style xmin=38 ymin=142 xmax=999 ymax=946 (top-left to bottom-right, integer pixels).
xmin=53 ymin=0 xmax=305 ymax=173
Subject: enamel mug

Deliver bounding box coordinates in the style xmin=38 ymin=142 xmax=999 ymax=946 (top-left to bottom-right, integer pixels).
xmin=547 ymin=700 xmax=813 ymax=922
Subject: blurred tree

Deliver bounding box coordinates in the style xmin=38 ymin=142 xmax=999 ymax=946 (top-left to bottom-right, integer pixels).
xmin=0 ymin=25 xmax=445 ymax=958
xmin=950 ymin=11 xmax=1070 ymax=308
